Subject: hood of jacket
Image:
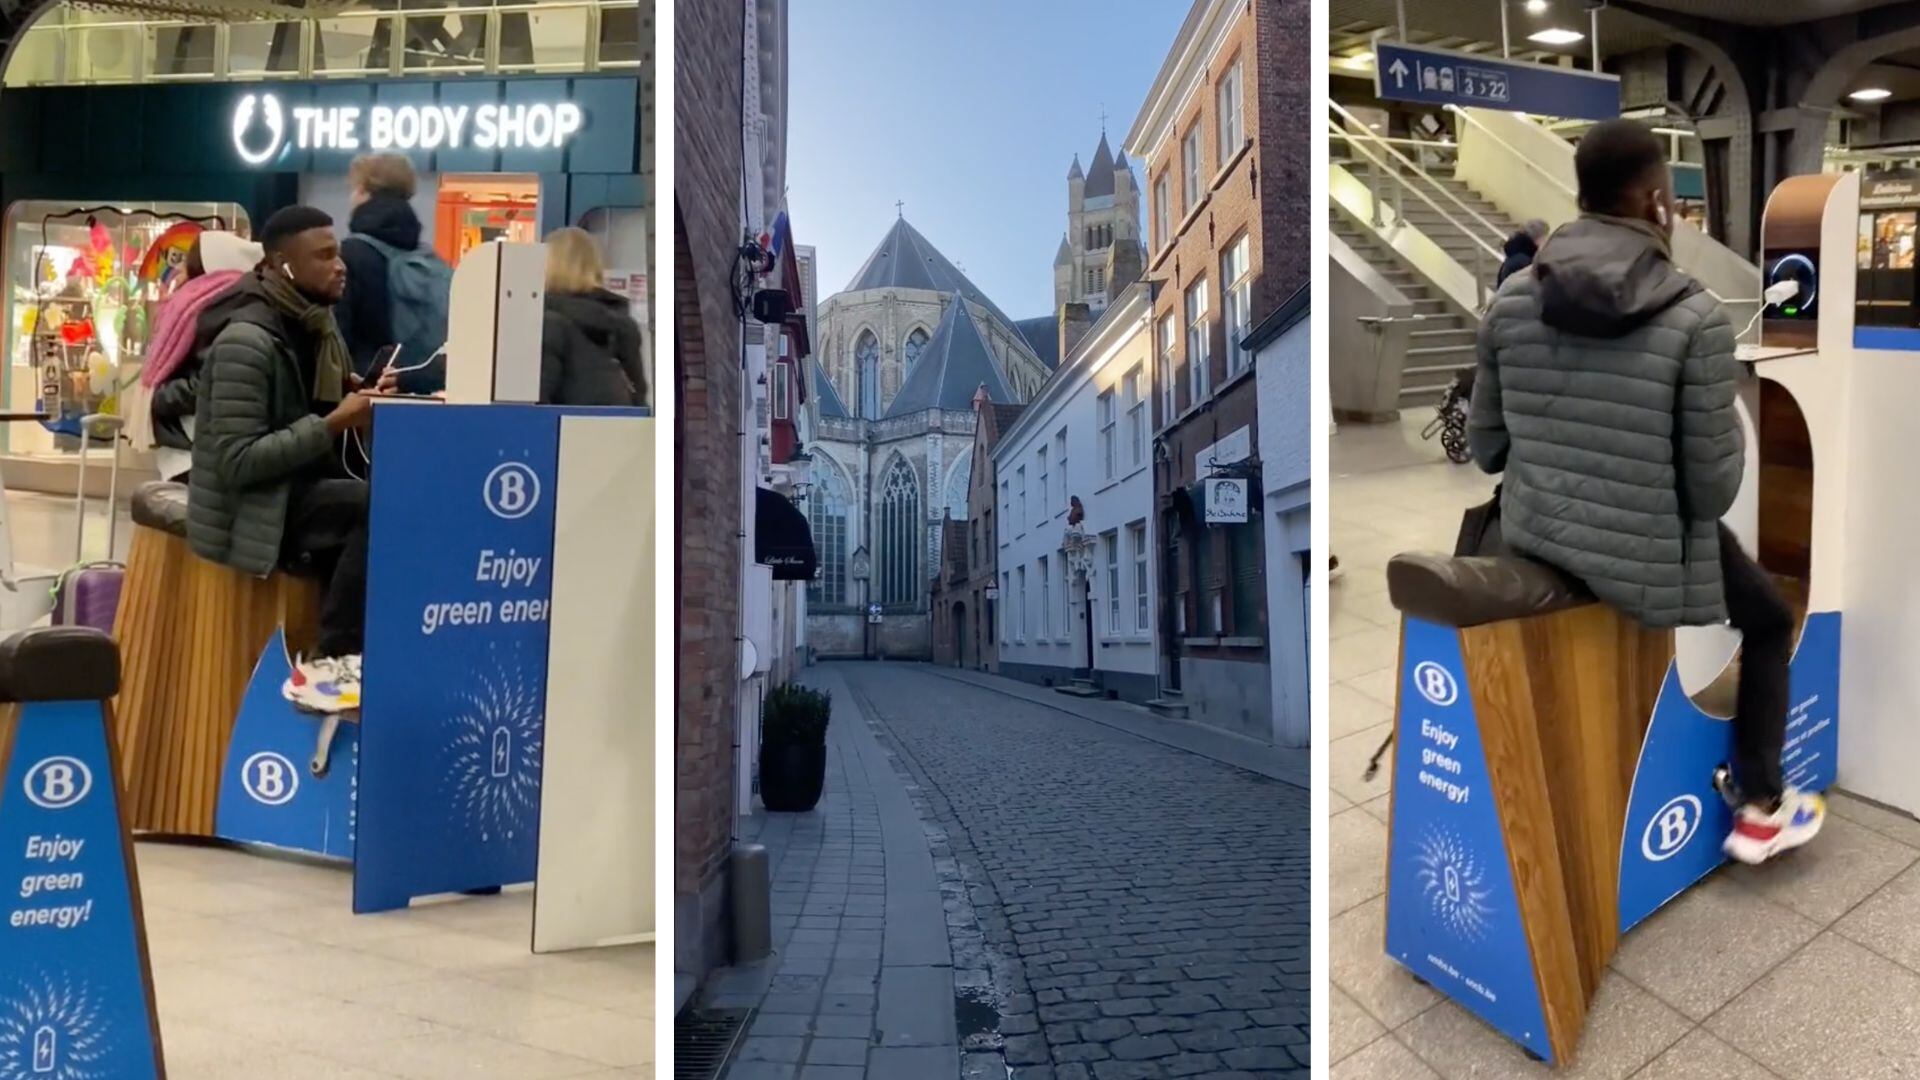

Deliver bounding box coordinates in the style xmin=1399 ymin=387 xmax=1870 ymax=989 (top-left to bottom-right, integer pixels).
xmin=547 ymin=289 xmax=636 ymax=346
xmin=1532 ymin=215 xmax=1701 ymax=338
xmin=1504 ymin=231 xmax=1538 ymax=259
xmin=347 ymin=193 xmax=422 ymax=250
xmin=142 ymin=270 xmax=245 ymax=387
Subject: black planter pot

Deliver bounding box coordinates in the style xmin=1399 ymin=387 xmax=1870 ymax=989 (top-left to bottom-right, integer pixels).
xmin=760 ymin=740 xmax=827 ymax=812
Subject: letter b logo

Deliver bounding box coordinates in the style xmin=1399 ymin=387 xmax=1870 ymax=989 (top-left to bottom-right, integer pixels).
xmin=484 ymin=462 xmax=540 ymax=520
xmin=23 ymin=757 xmax=91 ymax=810
xmin=1412 ymin=662 xmax=1458 ymax=707
xmin=242 ymin=752 xmax=299 ymax=807
xmin=1641 ymin=795 xmax=1702 ymax=862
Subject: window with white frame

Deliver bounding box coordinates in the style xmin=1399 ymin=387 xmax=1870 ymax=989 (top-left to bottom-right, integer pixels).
xmin=1183 ymin=123 xmax=1202 ymax=210
xmin=1054 ymin=429 xmax=1068 ymax=507
xmin=1153 ymin=175 xmax=1170 ymax=249
xmin=1131 ymin=521 xmax=1149 ymax=632
xmin=1104 ymin=531 xmax=1122 ymax=633
xmin=1057 ymin=548 xmax=1070 ymax=637
xmin=1125 ymin=364 xmax=1145 ymax=468
xmin=1159 ymin=315 xmax=1177 ymax=424
xmin=1098 ymin=390 xmax=1117 ymax=480
xmin=1223 ymin=235 xmax=1252 ymax=377
xmin=773 ymin=358 xmax=791 ymax=420
xmin=1037 ymin=447 xmax=1049 ymax=521
xmin=1185 ymin=277 xmax=1211 ymax=406
xmin=1000 ymin=480 xmax=1010 ymax=535
xmin=1039 ymin=557 xmax=1051 ymax=639
xmin=1001 ymin=571 xmax=1011 ymax=641
xmin=1217 ymin=59 xmax=1244 ymax=161
xmin=1017 ymin=566 xmax=1027 ymax=643
xmin=1016 ymin=466 xmax=1027 ymax=533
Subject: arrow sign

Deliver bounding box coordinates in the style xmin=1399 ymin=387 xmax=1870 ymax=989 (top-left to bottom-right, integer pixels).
xmin=1373 ymin=41 xmax=1619 ymax=121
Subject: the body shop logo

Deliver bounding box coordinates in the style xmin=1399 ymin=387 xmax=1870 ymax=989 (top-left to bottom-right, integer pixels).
xmin=232 ymin=93 xmax=287 ymax=165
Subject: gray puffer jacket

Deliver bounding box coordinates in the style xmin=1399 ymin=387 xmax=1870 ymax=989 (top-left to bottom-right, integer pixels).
xmin=187 ymin=276 xmax=334 ymax=576
xmin=1468 ymin=215 xmax=1743 ymax=628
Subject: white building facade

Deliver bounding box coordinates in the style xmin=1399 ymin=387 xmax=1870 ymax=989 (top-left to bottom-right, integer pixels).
xmin=1250 ymin=286 xmax=1310 ymax=747
xmin=992 ymin=283 xmax=1160 ymax=703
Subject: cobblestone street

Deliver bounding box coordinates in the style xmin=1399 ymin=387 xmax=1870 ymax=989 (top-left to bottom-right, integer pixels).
xmin=850 ymin=663 xmax=1310 ymax=1080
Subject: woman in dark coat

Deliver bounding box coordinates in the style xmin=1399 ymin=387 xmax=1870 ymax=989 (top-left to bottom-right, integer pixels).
xmin=540 ymin=227 xmax=646 ymax=407
xmin=1495 ymin=219 xmax=1550 ymax=288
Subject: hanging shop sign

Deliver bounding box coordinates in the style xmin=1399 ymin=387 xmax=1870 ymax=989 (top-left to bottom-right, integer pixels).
xmin=233 ymin=93 xmax=585 ymax=164
xmin=1204 ymin=477 xmax=1250 ymax=524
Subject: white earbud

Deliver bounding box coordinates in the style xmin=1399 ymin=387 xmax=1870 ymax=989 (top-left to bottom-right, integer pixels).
xmin=1653 ymin=192 xmax=1669 ymax=227
xmin=282 ymin=264 xmax=295 ymax=280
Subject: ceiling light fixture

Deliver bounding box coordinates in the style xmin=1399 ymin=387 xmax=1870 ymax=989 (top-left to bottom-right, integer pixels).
xmin=1851 ymin=88 xmax=1894 ymax=102
xmin=1524 ymin=0 xmax=1548 ymax=13
xmin=1528 ymin=27 xmax=1585 ymax=45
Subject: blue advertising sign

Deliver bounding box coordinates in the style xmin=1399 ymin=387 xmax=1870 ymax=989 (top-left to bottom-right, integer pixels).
xmin=1386 ymin=618 xmax=1552 ymax=1063
xmin=355 ymin=405 xmax=559 ymax=913
xmin=1618 ymin=612 xmax=1841 ymax=932
xmin=0 ymin=701 xmax=162 ymax=1078
xmin=215 ymin=629 xmax=357 ymax=861
xmin=1374 ymin=42 xmax=1621 ymax=121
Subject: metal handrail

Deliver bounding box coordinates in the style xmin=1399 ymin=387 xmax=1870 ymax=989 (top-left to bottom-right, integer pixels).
xmin=1445 ymin=104 xmax=1578 ymax=200
xmin=1330 ymin=116 xmax=1502 ymax=306
xmin=1331 ymin=101 xmax=1508 ymax=248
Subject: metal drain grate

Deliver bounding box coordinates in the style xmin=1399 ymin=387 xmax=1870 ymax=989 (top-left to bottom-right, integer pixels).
xmin=675 ymin=1006 xmax=753 ymax=1080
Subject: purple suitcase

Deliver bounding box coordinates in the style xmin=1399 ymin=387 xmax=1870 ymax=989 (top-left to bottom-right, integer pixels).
xmin=51 ymin=414 xmax=124 ymax=632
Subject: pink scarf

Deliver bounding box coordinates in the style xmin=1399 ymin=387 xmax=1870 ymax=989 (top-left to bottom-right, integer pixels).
xmin=141 ymin=270 xmax=243 ymax=388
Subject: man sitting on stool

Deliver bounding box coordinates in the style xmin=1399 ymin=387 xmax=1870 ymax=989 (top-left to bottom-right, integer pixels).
xmin=188 ymin=205 xmax=376 ymax=714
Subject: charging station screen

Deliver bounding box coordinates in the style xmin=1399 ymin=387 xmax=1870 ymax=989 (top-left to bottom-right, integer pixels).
xmin=1765 ymin=250 xmax=1820 ymax=321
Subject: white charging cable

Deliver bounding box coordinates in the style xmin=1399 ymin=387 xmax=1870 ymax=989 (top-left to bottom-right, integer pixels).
xmin=1740 ymin=279 xmax=1804 ymax=341
xmin=338 ymin=345 xmax=447 ymax=481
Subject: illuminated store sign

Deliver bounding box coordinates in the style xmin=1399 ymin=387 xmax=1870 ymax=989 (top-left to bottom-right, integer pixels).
xmin=232 ymin=93 xmax=585 ymax=164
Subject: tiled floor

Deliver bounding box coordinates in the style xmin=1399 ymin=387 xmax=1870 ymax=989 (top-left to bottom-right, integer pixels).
xmin=1329 ymin=416 xmax=1920 ymax=1079
xmin=2 ymin=485 xmax=654 ymax=1077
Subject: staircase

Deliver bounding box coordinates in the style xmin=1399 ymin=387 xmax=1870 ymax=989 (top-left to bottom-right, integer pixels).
xmin=1331 ymin=143 xmax=1519 ymax=406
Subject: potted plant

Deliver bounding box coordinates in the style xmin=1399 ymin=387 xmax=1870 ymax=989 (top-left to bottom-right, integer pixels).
xmin=760 ymin=683 xmax=831 ymax=812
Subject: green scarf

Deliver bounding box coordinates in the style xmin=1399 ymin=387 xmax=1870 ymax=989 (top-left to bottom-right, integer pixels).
xmin=257 ymin=269 xmax=351 ymax=404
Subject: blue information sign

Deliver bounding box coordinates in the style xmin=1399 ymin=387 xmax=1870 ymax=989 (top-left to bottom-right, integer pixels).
xmin=215 ymin=629 xmax=358 ymax=860
xmin=1375 ymin=41 xmax=1620 ymax=121
xmin=1618 ymin=612 xmax=1840 ymax=931
xmin=1386 ymin=618 xmax=1552 ymax=1062
xmin=0 ymin=701 xmax=163 ymax=1078
xmin=353 ymin=404 xmax=645 ymax=914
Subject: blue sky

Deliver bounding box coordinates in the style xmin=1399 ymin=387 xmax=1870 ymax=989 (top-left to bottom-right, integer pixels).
xmin=787 ymin=1 xmax=1190 ymax=321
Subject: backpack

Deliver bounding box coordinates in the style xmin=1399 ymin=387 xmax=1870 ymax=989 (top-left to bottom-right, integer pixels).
xmin=351 ymin=233 xmax=452 ymax=393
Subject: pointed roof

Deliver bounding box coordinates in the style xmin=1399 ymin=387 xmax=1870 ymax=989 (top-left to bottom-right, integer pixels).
xmin=841 ymin=216 xmax=1017 ymax=330
xmin=1068 ymin=154 xmax=1084 ymax=179
xmin=886 ymin=294 xmax=1015 ymax=417
xmin=811 ymin=357 xmax=849 ymax=418
xmin=1084 ymin=133 xmax=1118 ymax=198
xmin=1013 ymin=315 xmax=1061 ymax=371
xmin=1053 ymin=234 xmax=1072 ymax=267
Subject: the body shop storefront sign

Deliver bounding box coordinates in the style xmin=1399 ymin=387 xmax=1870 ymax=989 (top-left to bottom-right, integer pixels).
xmin=233 ymin=95 xmax=587 ymax=163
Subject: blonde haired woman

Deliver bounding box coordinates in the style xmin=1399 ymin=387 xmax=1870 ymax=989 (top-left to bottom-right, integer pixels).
xmin=541 ymin=227 xmax=645 ymax=406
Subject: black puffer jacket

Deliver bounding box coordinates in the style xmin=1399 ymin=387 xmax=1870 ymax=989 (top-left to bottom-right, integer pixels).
xmin=1496 ymin=231 xmax=1538 ymax=287
xmin=541 ymin=289 xmax=645 ymax=407
xmin=188 ymin=274 xmax=336 ymax=576
xmin=338 ymin=194 xmax=423 ymax=378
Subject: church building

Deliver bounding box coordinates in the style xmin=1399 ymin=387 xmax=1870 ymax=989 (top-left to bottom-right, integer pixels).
xmin=804 ymin=136 xmax=1142 ymax=659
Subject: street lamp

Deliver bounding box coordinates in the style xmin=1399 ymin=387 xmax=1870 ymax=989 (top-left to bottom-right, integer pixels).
xmin=788 ymin=447 xmax=813 ymax=502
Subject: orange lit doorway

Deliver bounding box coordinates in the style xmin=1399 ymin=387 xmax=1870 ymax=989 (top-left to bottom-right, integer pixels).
xmin=435 ymin=174 xmax=540 ymax=267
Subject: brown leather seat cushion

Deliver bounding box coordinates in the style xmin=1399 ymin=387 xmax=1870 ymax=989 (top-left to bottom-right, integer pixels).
xmin=131 ymin=481 xmax=188 ymax=537
xmin=0 ymin=627 xmax=118 ymax=701
xmin=1387 ymin=552 xmax=1594 ymax=629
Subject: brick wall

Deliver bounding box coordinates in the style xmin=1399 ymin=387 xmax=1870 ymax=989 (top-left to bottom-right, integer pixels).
xmin=1253 ymin=0 xmax=1310 ymax=317
xmin=675 ymin=0 xmax=745 ymax=996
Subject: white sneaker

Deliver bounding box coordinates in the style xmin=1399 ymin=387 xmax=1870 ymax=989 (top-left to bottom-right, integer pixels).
xmin=281 ymin=654 xmax=363 ymax=714
xmin=1724 ymin=787 xmax=1825 ymax=865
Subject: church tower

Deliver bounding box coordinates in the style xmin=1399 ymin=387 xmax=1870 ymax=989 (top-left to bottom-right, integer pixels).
xmin=1055 ymin=130 xmax=1144 ymax=313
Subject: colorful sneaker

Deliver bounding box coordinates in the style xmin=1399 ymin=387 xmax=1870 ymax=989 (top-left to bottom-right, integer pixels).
xmin=282 ymin=654 xmax=363 ymax=714
xmin=1724 ymin=787 xmax=1825 ymax=865
xmin=1329 ymin=555 xmax=1344 ymax=583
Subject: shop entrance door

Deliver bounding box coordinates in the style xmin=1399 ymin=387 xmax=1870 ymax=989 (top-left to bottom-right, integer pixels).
xmin=434 ymin=174 xmax=540 ymax=268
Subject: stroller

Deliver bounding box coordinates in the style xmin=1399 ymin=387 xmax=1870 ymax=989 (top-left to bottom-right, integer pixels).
xmin=1420 ymin=366 xmax=1475 ymax=464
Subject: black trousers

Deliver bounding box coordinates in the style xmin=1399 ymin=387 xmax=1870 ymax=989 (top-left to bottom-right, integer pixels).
xmin=281 ymin=479 xmax=369 ymax=659
xmin=1720 ymin=524 xmax=1793 ymax=805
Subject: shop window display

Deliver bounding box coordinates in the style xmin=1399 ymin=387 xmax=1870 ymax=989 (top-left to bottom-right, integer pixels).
xmin=4 ymin=202 xmax=249 ymax=455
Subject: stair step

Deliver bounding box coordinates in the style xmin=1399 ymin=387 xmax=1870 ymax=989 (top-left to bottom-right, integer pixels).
xmin=1147 ymin=698 xmax=1191 ymax=719
xmin=1406 ymin=344 xmax=1476 ymax=359
xmin=1056 ymin=681 xmax=1104 ymax=699
xmin=1409 ymin=327 xmax=1475 ymax=340
xmin=1404 ymin=362 xmax=1476 ymax=378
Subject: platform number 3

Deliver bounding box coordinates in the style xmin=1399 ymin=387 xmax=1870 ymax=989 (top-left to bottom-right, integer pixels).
xmin=485 ymin=461 xmax=541 ymax=520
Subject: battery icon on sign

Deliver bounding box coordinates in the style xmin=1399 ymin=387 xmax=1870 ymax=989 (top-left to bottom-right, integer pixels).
xmin=33 ymin=1026 xmax=55 ymax=1073
xmin=491 ymin=729 xmax=511 ymax=779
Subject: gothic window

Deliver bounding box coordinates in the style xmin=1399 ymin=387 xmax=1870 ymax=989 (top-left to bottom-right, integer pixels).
xmin=903 ymin=327 xmax=929 ymax=373
xmin=877 ymin=458 xmax=921 ymax=605
xmin=946 ymin=449 xmax=973 ymax=521
xmin=807 ymin=461 xmax=850 ymax=606
xmin=856 ymin=331 xmax=880 ymax=419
